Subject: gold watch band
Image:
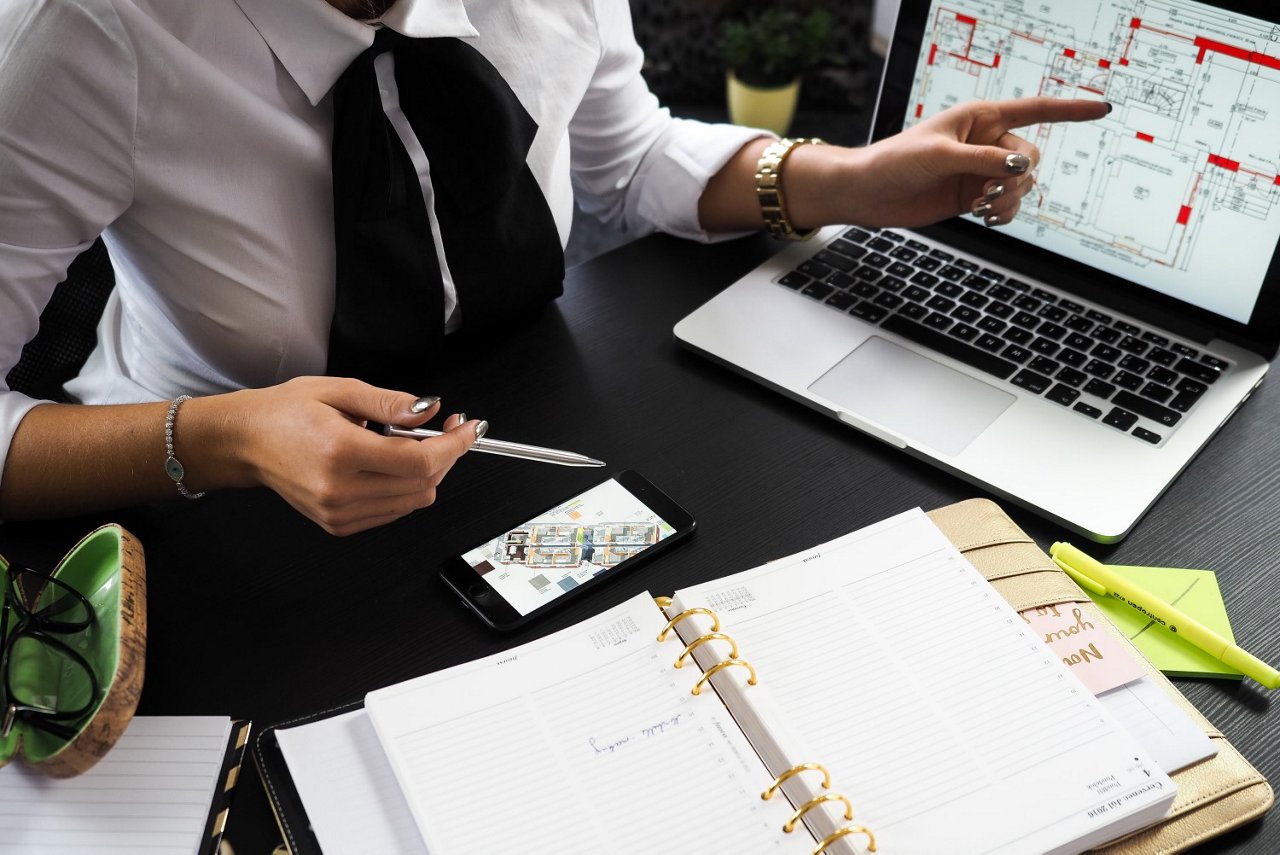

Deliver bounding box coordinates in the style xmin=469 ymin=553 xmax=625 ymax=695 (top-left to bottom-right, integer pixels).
xmin=755 ymin=137 xmax=825 ymax=240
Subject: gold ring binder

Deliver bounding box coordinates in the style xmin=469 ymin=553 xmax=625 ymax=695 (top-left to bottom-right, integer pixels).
xmin=691 ymin=658 xmax=757 ymax=695
xmin=656 ymin=607 xmax=720 ymax=642
xmin=783 ymin=792 xmax=854 ymax=833
xmin=812 ymin=825 xmax=877 ymax=854
xmin=762 ymin=762 xmax=832 ymax=800
xmin=653 ymin=596 xmax=673 ymax=609
xmin=674 ymin=632 xmax=739 ymax=668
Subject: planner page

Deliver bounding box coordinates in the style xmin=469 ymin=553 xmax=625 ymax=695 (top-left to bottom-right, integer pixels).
xmin=366 ymin=594 xmax=819 ymax=855
xmin=669 ymin=508 xmax=1176 ymax=855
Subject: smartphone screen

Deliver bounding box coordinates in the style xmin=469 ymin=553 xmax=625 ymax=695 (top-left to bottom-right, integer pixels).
xmin=441 ymin=471 xmax=694 ymax=630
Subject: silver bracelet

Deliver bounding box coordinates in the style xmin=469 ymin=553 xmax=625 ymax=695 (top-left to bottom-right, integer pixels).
xmin=164 ymin=395 xmax=205 ymax=500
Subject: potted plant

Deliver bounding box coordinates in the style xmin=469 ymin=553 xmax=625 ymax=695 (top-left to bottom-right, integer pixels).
xmin=720 ymin=2 xmax=834 ymax=135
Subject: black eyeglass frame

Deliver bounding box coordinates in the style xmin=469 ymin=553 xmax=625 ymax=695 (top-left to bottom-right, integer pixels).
xmin=1 ymin=562 xmax=101 ymax=740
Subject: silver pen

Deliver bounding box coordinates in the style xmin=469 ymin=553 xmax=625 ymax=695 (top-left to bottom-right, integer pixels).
xmin=382 ymin=424 xmax=605 ymax=468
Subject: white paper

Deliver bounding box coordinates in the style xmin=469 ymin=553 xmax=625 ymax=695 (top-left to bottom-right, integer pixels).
xmin=275 ymin=709 xmax=427 ymax=855
xmin=1099 ymin=676 xmax=1217 ymax=774
xmin=0 ymin=716 xmax=231 ymax=855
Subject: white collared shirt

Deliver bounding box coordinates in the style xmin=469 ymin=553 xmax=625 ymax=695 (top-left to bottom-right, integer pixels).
xmin=0 ymin=0 xmax=763 ymax=479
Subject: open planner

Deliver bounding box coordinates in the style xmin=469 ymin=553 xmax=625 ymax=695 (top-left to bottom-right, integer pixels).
xmin=255 ymin=506 xmax=1217 ymax=855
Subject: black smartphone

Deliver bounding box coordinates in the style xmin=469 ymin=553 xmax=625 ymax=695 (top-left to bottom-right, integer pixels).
xmin=440 ymin=470 xmax=695 ymax=632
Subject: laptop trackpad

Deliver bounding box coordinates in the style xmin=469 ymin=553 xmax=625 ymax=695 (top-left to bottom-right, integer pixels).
xmin=808 ymin=336 xmax=1015 ymax=456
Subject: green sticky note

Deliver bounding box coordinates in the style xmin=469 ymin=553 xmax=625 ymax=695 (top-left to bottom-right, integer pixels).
xmin=1084 ymin=564 xmax=1241 ymax=680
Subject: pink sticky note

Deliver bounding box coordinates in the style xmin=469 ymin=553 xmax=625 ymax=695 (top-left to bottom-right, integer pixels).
xmin=1020 ymin=603 xmax=1146 ymax=694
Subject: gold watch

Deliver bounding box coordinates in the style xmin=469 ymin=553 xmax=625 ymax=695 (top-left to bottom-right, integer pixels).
xmin=755 ymin=137 xmax=825 ymax=240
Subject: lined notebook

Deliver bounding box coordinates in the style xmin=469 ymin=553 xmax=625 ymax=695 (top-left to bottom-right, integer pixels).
xmin=266 ymin=509 xmax=1177 ymax=854
xmin=0 ymin=716 xmax=249 ymax=855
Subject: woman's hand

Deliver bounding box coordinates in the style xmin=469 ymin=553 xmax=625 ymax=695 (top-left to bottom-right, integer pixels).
xmin=213 ymin=377 xmax=482 ymax=536
xmin=798 ymin=96 xmax=1110 ymax=230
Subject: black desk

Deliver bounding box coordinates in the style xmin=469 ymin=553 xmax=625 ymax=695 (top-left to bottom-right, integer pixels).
xmin=3 ymin=233 xmax=1276 ymax=852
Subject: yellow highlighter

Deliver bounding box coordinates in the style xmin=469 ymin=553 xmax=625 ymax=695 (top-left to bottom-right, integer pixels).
xmin=1051 ymin=541 xmax=1280 ymax=690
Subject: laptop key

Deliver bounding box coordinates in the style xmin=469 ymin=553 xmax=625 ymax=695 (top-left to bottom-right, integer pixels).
xmin=1200 ymin=354 xmax=1229 ymax=371
xmin=959 ymin=291 xmax=989 ymax=308
xmin=1038 ymin=305 xmax=1068 ymax=323
xmin=1118 ymin=335 xmax=1148 ymax=355
xmin=1064 ymin=315 xmax=1093 ymax=333
xmin=1133 ymin=427 xmax=1162 ymax=444
xmin=962 ymin=274 xmax=993 ymax=291
xmin=924 ymin=312 xmax=953 ymax=330
xmin=987 ymin=284 xmax=1016 ymax=302
xmin=799 ymin=259 xmax=834 ymax=278
xmin=802 ymin=281 xmax=835 ymax=301
xmin=1037 ymin=321 xmax=1067 ymax=340
xmin=1002 ymin=344 xmax=1032 ymax=362
xmin=779 ymin=272 xmax=809 ymax=289
xmin=1073 ymin=402 xmax=1103 ymax=418
xmin=914 ymin=256 xmax=943 ymax=272
xmin=1056 ymin=367 xmax=1087 ymax=387
xmin=1103 ymin=407 xmax=1140 ymax=431
xmin=854 ymin=265 xmax=882 ymax=282
xmin=1084 ymin=378 xmax=1116 ymax=398
xmin=1140 ymin=382 xmax=1173 ymax=403
xmin=1150 ymin=368 xmax=1180 ymax=390
xmin=938 ymin=265 xmax=967 ymax=282
xmin=887 ymin=261 xmax=913 ymax=278
xmin=1060 ymin=299 xmax=1085 ymax=314
xmin=1168 ymin=389 xmax=1202 ymax=413
xmin=1012 ymin=311 xmax=1039 ymax=329
xmin=928 ymin=248 xmax=953 ymax=261
xmin=880 ymin=313 xmax=1018 ymax=379
xmin=852 ymin=281 xmax=879 ymax=299
xmin=910 ymin=270 xmax=940 ymax=288
xmin=1091 ymin=343 xmax=1122 ymax=362
xmin=826 ymin=291 xmax=857 ymax=311
xmin=889 ymin=246 xmax=918 ymax=262
xmin=951 ymin=306 xmax=981 ymax=323
xmin=865 ymin=253 xmax=892 ymax=269
xmin=1112 ymin=370 xmax=1143 ymax=391
xmin=850 ymin=302 xmax=888 ymax=323
xmin=903 ymin=284 xmax=930 ymax=302
xmin=1141 ymin=331 xmax=1170 ymax=346
xmin=906 ymin=239 xmax=930 ymax=252
xmin=1004 ymin=327 xmax=1033 ymax=345
xmin=1171 ymin=342 xmax=1199 ymax=358
xmin=1046 ymin=384 xmax=1080 ymax=406
xmin=814 ymin=250 xmax=856 ymax=273
xmin=1119 ymin=354 xmax=1150 ymax=374
xmin=1113 ymin=320 xmax=1140 ymax=335
xmin=976 ymin=333 xmax=1004 ymax=352
xmin=936 ymin=282 xmax=964 ymax=298
xmin=1084 ymin=359 xmax=1115 ymax=379
xmin=955 ymin=258 xmax=980 ymax=272
xmin=1112 ymin=390 xmax=1181 ymax=426
xmin=829 ymin=272 xmax=856 ymax=290
xmin=926 ymin=295 xmax=956 ymax=312
xmin=873 ymin=292 xmax=904 ymax=309
xmin=1064 ymin=333 xmax=1091 ymax=350
xmin=880 ymin=275 xmax=907 ymax=292
xmin=1175 ymin=358 xmax=1220 ymax=384
xmin=1030 ymin=337 xmax=1060 ymax=357
xmin=880 ymin=230 xmax=905 ymax=242
xmin=843 ymin=227 xmax=872 ymax=243
xmin=828 ymin=239 xmax=868 ymax=260
xmin=1029 ymin=355 xmax=1060 ymax=375
xmin=980 ymin=268 xmax=1007 ymax=283
xmin=987 ymin=300 xmax=1015 ymax=319
xmin=867 ymin=237 xmax=895 ymax=253
xmin=1013 ymin=295 xmax=1041 ymax=312
xmin=899 ymin=302 xmax=929 ymax=321
xmin=1011 ymin=369 xmax=1051 ymax=394
xmin=1058 ymin=348 xmax=1086 ymax=367
xmin=978 ymin=315 xmax=1006 ymax=334
xmin=949 ymin=323 xmax=980 ymax=342
xmin=1032 ymin=288 xmax=1058 ymax=303
xmin=1085 ymin=308 xmax=1113 ymax=324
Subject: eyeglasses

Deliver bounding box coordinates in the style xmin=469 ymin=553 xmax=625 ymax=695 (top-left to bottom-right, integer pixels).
xmin=1 ymin=562 xmax=100 ymax=741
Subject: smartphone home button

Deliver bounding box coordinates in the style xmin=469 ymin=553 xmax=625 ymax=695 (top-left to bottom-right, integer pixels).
xmin=468 ymin=584 xmax=491 ymax=601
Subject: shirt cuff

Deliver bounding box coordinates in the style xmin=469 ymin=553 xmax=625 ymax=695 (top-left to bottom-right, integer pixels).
xmin=628 ymin=118 xmax=774 ymax=244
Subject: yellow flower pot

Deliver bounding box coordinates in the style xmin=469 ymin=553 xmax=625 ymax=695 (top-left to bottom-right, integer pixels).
xmin=726 ymin=72 xmax=800 ymax=136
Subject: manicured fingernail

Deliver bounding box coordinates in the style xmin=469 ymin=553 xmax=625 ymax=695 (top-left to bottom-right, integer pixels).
xmin=985 ymin=183 xmax=1005 ymax=200
xmin=1105 ymin=101 xmax=1114 ymax=114
xmin=474 ymin=420 xmax=489 ymax=440
xmin=984 ymin=214 xmax=1002 ymax=227
xmin=1005 ymin=153 xmax=1031 ymax=175
xmin=410 ymin=395 xmax=440 ymax=414
xmin=972 ymin=201 xmax=993 ymax=217
xmin=456 ymin=413 xmax=466 ymax=426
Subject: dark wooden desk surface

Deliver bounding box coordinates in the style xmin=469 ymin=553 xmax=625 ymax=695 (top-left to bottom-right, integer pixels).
xmin=2 ymin=232 xmax=1276 ymax=853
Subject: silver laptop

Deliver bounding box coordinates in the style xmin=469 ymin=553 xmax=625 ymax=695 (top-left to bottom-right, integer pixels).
xmin=676 ymin=0 xmax=1280 ymax=542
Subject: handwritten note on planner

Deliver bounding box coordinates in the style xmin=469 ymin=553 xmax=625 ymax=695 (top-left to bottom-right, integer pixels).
xmin=1020 ymin=602 xmax=1146 ymax=693
xmin=0 ymin=716 xmax=231 ymax=855
xmin=364 ymin=595 xmax=813 ymax=855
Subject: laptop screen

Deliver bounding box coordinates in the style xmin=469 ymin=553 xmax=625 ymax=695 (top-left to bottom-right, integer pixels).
xmin=884 ymin=0 xmax=1280 ymax=330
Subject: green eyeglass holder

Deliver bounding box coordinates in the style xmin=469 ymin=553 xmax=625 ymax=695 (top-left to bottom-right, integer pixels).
xmin=0 ymin=524 xmax=146 ymax=777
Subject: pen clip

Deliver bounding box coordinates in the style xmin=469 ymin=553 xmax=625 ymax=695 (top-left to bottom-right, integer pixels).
xmin=1053 ymin=555 xmax=1109 ymax=597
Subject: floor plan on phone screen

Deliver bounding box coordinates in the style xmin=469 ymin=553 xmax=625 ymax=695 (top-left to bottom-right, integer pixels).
xmin=906 ymin=0 xmax=1280 ymax=324
xmin=460 ymin=479 xmax=675 ymax=616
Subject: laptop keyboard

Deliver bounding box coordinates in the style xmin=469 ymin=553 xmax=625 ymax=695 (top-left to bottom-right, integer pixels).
xmin=777 ymin=226 xmax=1233 ymax=446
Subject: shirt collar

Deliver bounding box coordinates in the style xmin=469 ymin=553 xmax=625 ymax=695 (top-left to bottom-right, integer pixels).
xmin=233 ymin=0 xmax=479 ymax=107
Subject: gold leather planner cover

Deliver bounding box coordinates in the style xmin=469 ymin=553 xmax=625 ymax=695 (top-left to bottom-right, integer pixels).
xmin=928 ymin=499 xmax=1274 ymax=853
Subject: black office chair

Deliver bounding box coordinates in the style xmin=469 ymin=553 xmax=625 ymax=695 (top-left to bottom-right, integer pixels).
xmin=4 ymin=239 xmax=115 ymax=402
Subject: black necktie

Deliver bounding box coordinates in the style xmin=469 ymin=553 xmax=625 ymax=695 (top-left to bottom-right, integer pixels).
xmin=327 ymin=28 xmax=564 ymax=393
